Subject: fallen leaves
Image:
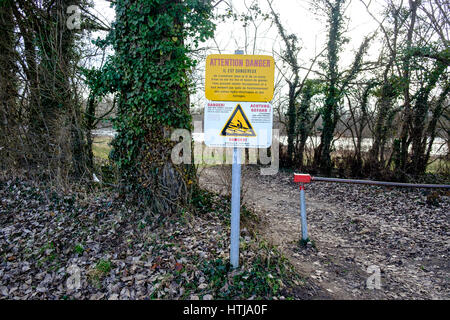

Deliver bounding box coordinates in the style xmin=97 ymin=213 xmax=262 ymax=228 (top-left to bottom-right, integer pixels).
xmin=0 ymin=176 xmax=305 ymax=300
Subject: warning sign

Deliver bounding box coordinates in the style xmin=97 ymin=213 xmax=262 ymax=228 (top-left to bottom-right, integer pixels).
xmin=204 ymin=101 xmax=273 ymax=148
xmin=220 ymin=104 xmax=256 ymax=137
xmin=205 ymin=54 xmax=275 ymax=102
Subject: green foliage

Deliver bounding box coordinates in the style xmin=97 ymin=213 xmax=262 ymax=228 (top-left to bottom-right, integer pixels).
xmin=191 ymin=188 xmax=214 ymax=212
xmin=297 ymin=80 xmax=322 ymax=131
xmin=73 ymin=244 xmax=85 ymax=255
xmin=92 ymin=0 xmax=215 ymax=207
xmin=372 ymin=75 xmax=404 ymax=99
xmin=201 ymin=241 xmax=303 ymax=299
xmin=96 ymin=259 xmax=112 ymax=274
xmin=318 ymin=0 xmax=347 ymax=173
xmin=299 ymin=238 xmax=310 ymax=247
xmin=201 ymin=258 xmax=278 ymax=299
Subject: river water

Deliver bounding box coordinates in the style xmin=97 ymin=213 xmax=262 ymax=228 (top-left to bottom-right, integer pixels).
xmin=92 ymin=128 xmax=448 ymax=156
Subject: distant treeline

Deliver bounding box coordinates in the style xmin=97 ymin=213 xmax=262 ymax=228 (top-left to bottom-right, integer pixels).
xmin=266 ymin=0 xmax=449 ymax=180
xmin=0 ymin=0 xmax=448 ymax=206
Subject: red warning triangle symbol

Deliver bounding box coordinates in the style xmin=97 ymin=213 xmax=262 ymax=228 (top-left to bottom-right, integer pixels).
xmin=220 ymin=104 xmax=256 ymax=137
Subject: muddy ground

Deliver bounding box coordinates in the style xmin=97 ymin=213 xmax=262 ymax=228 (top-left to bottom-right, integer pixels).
xmin=199 ymin=166 xmax=449 ymax=300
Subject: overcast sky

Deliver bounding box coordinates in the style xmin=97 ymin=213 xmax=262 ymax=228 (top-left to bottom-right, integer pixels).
xmin=92 ymin=0 xmax=386 ymax=106
xmin=93 ymin=0 xmax=384 ymax=60
xmin=211 ymin=0 xmax=383 ymax=58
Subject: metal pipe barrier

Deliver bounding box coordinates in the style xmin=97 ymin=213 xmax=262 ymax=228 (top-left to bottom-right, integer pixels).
xmin=311 ymin=176 xmax=450 ymax=189
xmin=293 ymin=173 xmax=449 ymax=243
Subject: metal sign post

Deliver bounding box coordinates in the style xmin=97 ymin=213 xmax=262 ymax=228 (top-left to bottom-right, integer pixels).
xmin=230 ymin=50 xmax=243 ymax=269
xmin=204 ymin=50 xmax=275 ymax=269
xmin=230 ymin=146 xmax=242 ymax=268
xmin=299 ymin=185 xmax=308 ymax=241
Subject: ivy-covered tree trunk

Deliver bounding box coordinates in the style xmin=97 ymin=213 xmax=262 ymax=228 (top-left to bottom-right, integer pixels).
xmin=286 ymin=83 xmax=297 ymax=166
xmin=409 ymin=62 xmax=447 ymax=175
xmin=421 ymin=83 xmax=450 ymax=173
xmin=370 ymin=82 xmax=396 ymax=169
xmin=105 ymin=0 xmax=214 ymax=213
xmin=268 ymin=1 xmax=307 ymax=168
xmin=317 ymin=0 xmax=345 ymax=174
xmin=355 ymin=81 xmax=375 ymax=170
xmin=398 ymin=0 xmax=419 ymax=175
xmin=296 ymin=80 xmax=317 ymax=169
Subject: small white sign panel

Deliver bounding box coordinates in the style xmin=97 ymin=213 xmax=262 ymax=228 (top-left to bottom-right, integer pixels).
xmin=204 ymin=101 xmax=273 ymax=148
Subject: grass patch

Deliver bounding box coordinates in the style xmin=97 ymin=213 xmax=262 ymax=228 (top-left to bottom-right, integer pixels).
xmin=73 ymin=244 xmax=84 ymax=255
xmin=92 ymin=136 xmax=113 ymax=160
xmin=87 ymin=259 xmax=113 ymax=288
xmin=426 ymin=158 xmax=450 ymax=174
xmin=200 ymin=240 xmax=307 ymax=300
xmin=96 ymin=259 xmax=112 ymax=274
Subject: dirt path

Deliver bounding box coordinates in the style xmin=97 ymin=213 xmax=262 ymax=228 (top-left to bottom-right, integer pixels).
xmin=200 ymin=166 xmax=449 ymax=300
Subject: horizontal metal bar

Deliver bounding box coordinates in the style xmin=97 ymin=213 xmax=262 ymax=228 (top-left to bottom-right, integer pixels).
xmin=311 ymin=176 xmax=450 ymax=189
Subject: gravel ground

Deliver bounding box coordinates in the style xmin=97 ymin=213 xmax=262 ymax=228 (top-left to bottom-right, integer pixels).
xmin=200 ymin=166 xmax=450 ymax=300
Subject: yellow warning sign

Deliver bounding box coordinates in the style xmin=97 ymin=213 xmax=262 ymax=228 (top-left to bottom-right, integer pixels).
xmin=220 ymin=104 xmax=256 ymax=137
xmin=205 ymin=54 xmax=275 ymax=102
